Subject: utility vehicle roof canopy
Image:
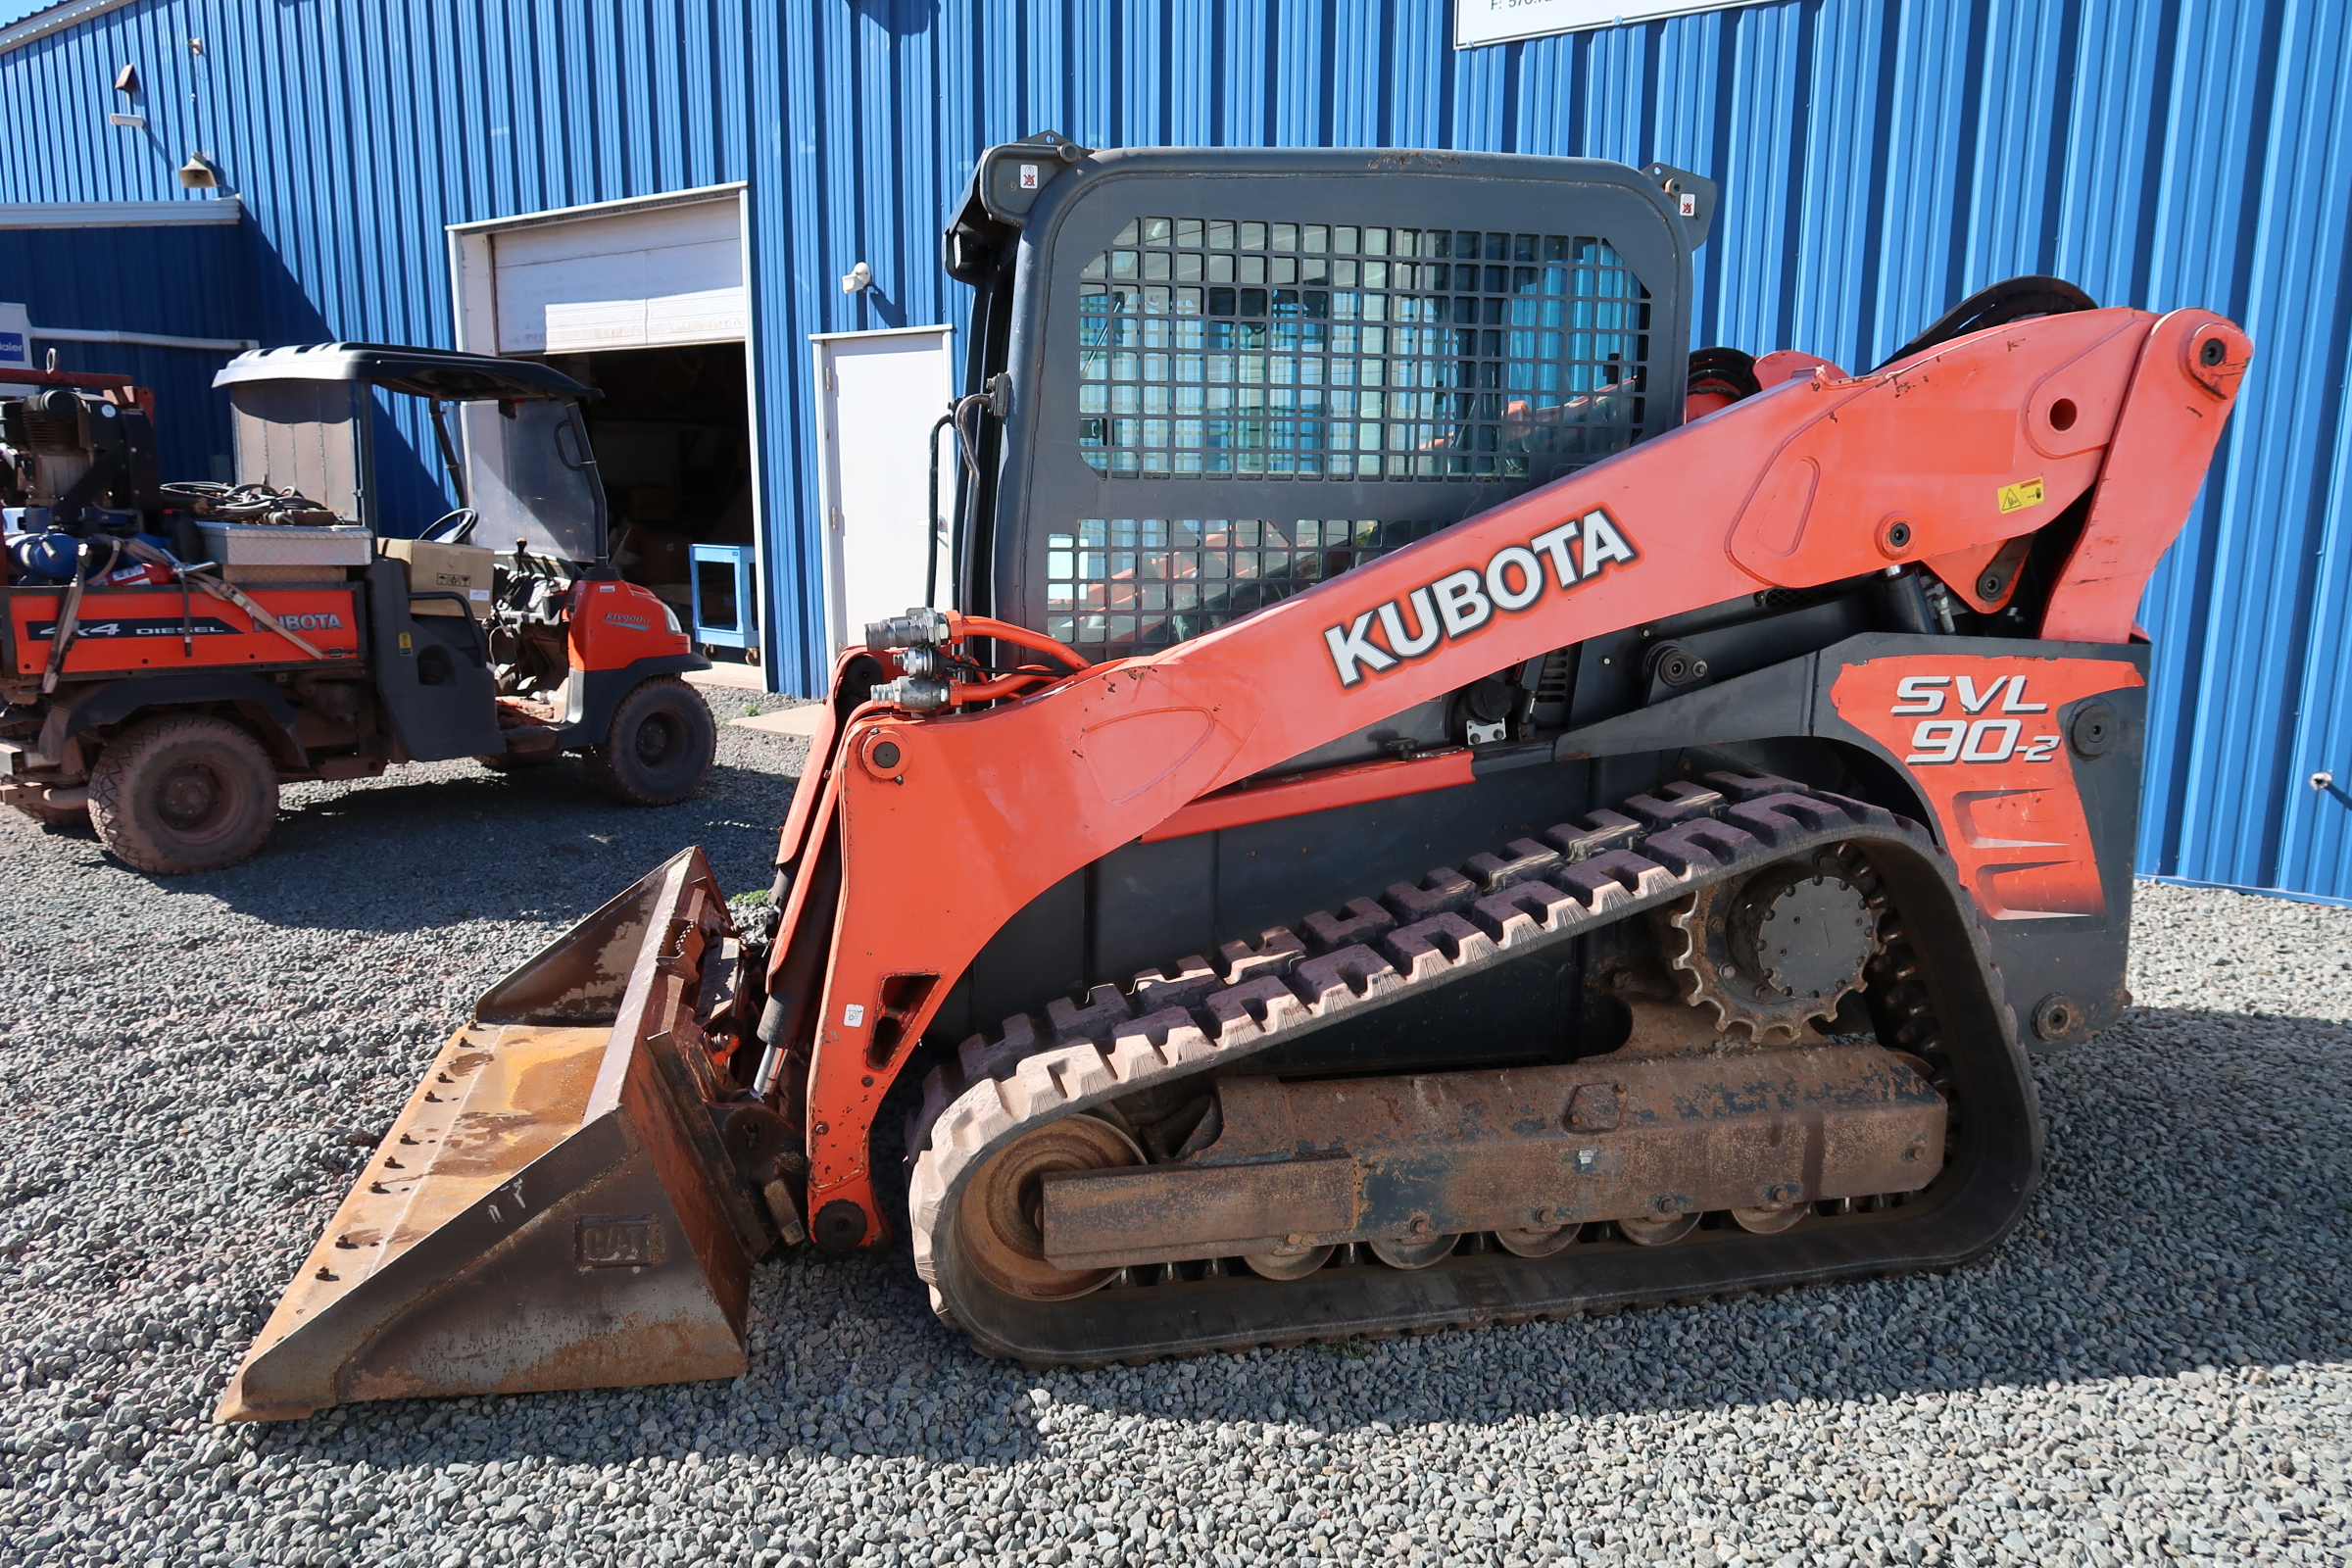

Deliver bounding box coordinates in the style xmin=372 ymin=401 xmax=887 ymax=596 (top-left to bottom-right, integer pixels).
xmin=212 ymin=343 xmax=606 ymax=558
xmin=214 ymin=343 xmax=594 ymax=404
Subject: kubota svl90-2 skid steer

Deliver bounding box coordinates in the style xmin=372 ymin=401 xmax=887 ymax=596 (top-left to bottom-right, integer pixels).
xmin=220 ymin=137 xmax=2248 ymax=1421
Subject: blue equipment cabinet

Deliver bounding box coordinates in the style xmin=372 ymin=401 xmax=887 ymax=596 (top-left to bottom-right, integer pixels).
xmin=689 ymin=543 xmax=755 ymax=652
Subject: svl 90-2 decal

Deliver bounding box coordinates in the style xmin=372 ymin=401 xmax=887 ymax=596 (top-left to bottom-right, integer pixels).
xmin=1323 ymin=508 xmax=1638 ymax=688
xmin=1831 ymin=657 xmax=2143 ymax=922
xmin=1887 ymin=673 xmax=2060 ymax=765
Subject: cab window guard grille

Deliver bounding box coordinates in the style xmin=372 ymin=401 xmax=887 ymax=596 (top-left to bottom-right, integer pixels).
xmin=1047 ymin=515 xmax=1448 ymax=658
xmin=1076 ymin=218 xmax=1650 ymax=480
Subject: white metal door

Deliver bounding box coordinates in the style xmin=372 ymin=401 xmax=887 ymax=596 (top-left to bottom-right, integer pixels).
xmin=812 ymin=326 xmax=956 ymax=652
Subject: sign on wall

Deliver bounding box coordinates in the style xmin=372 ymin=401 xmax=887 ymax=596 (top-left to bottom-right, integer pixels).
xmin=1454 ymin=0 xmax=1747 ymax=47
xmin=0 ymin=302 xmax=29 ymax=369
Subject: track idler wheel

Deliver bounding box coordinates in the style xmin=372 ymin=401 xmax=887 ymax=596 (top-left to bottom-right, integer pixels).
xmin=959 ymin=1115 xmax=1143 ymax=1300
xmin=1731 ymin=1188 xmax=1810 ymax=1234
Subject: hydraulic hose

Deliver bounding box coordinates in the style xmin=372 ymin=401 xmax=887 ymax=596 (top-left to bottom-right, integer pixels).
xmin=924 ymin=412 xmax=955 ymax=611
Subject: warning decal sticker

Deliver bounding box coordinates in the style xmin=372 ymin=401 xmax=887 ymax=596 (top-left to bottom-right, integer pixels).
xmin=1996 ymin=476 xmax=2046 ymax=514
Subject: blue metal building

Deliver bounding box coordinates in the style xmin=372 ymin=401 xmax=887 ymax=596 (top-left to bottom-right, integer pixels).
xmin=0 ymin=0 xmax=2345 ymax=903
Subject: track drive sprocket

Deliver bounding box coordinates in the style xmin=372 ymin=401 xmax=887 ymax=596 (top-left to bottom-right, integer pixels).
xmin=1665 ymin=849 xmax=1886 ymax=1043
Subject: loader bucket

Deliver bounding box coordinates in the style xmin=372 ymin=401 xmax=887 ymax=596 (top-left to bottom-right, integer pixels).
xmin=217 ymin=849 xmax=781 ymax=1422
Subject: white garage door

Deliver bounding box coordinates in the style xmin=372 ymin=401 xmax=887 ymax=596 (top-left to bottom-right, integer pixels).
xmin=492 ymin=199 xmax=745 ymax=355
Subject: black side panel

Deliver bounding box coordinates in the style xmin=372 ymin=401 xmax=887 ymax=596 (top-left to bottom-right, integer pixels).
xmin=1998 ymin=677 xmax=2143 ymax=1040
xmin=1201 ymin=761 xmax=1587 ymax=962
xmin=1093 ymin=834 xmax=1217 ymax=991
xmin=952 ymin=869 xmax=1089 ymax=1045
xmin=365 ymin=561 xmax=505 ymax=761
xmin=1803 ymin=633 xmax=2148 ymax=1045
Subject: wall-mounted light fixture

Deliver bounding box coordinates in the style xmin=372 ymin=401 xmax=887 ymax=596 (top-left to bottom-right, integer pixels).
xmin=176 ymin=152 xmax=220 ymax=189
xmin=840 ymin=261 xmax=873 ymax=294
xmin=109 ymin=63 xmax=146 ymax=125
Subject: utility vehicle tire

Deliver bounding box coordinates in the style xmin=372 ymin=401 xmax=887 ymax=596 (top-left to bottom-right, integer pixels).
xmin=9 ymin=800 xmax=90 ymax=832
xmin=585 ymin=676 xmax=715 ymax=807
xmin=89 ymin=713 xmax=281 ymax=874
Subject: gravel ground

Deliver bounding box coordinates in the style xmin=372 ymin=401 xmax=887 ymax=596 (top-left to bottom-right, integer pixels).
xmin=3 ymin=731 xmax=2348 ymax=1568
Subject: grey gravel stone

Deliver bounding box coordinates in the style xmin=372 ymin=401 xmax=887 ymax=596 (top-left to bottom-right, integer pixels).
xmin=3 ymin=746 xmax=2347 ymax=1567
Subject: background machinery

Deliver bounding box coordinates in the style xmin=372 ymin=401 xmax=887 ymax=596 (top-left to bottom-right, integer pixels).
xmin=220 ymin=140 xmax=2248 ymax=1419
xmin=0 ymin=344 xmax=716 ymax=873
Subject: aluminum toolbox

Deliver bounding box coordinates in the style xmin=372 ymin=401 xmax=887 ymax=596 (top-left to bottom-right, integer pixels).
xmin=197 ymin=520 xmax=373 ymax=567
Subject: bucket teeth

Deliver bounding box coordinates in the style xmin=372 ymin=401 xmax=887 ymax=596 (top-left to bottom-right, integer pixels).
xmin=217 ymin=849 xmax=768 ymax=1423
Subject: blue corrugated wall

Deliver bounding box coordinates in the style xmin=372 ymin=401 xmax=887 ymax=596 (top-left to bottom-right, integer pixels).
xmin=1 ymin=0 xmax=2346 ymax=901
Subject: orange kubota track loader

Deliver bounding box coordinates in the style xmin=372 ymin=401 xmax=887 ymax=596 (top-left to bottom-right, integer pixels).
xmin=220 ymin=137 xmax=2249 ymax=1420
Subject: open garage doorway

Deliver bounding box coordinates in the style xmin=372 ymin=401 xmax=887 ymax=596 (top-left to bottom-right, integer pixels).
xmin=449 ymin=186 xmax=767 ymax=683
xmin=538 ymin=343 xmax=755 ymax=670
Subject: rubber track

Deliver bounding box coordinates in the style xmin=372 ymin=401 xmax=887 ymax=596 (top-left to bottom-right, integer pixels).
xmin=906 ymin=770 xmax=2029 ymax=1366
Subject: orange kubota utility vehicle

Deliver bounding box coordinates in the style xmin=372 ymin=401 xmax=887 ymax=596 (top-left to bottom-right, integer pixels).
xmin=221 ymin=137 xmax=2248 ymax=1420
xmin=0 ymin=346 xmax=716 ymax=873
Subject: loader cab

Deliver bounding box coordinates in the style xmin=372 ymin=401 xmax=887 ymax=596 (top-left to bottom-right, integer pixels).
xmin=212 ymin=342 xmax=609 ymax=564
xmin=942 ymin=136 xmax=1714 ymax=663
